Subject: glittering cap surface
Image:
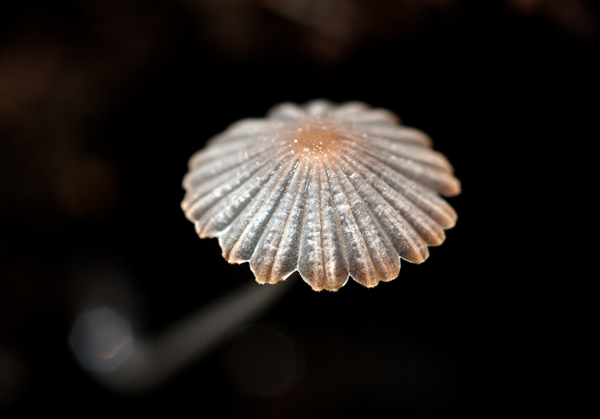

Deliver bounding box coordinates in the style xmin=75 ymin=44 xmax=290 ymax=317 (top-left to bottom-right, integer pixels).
xmin=182 ymin=100 xmax=460 ymax=291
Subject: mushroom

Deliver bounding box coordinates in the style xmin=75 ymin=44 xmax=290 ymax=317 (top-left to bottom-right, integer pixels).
xmin=182 ymin=100 xmax=460 ymax=291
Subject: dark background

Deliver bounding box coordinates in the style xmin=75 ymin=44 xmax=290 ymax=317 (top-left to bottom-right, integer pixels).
xmin=1 ymin=0 xmax=597 ymax=416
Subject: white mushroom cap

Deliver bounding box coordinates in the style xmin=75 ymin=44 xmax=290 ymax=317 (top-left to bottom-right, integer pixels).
xmin=182 ymin=100 xmax=460 ymax=291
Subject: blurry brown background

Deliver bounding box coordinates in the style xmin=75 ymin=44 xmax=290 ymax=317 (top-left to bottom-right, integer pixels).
xmin=1 ymin=0 xmax=596 ymax=417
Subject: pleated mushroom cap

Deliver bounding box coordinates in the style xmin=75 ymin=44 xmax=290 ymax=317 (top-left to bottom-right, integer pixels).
xmin=182 ymin=100 xmax=460 ymax=291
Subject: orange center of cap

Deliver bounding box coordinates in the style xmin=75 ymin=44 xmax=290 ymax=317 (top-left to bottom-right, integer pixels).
xmin=290 ymin=118 xmax=345 ymax=161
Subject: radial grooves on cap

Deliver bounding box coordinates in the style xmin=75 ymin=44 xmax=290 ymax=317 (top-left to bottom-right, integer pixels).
xmin=351 ymin=151 xmax=457 ymax=229
xmin=318 ymin=162 xmax=349 ymax=291
xmin=183 ymin=143 xmax=280 ymax=193
xmin=348 ymin=133 xmax=453 ymax=172
xmin=330 ymin=163 xmax=400 ymax=283
xmin=250 ymin=161 xmax=308 ymax=284
xmin=350 ymin=142 xmax=460 ymax=197
xmin=227 ymin=157 xmax=300 ymax=263
xmin=269 ymin=164 xmax=310 ymax=282
xmin=183 ymin=155 xmax=267 ymax=222
xmin=298 ymin=165 xmax=326 ymax=289
xmin=341 ymin=153 xmax=446 ymax=247
xmin=351 ymin=125 xmax=433 ymax=147
xmin=354 ymin=144 xmax=460 ymax=206
xmin=184 ymin=148 xmax=289 ymax=227
xmin=197 ymin=151 xmax=291 ymax=237
xmin=190 ymin=130 xmax=288 ymax=168
xmin=340 ymin=108 xmax=399 ymax=125
xmin=190 ymin=133 xmax=281 ymax=166
xmin=336 ymin=155 xmax=429 ymax=263
xmin=217 ymin=119 xmax=292 ymax=139
xmin=190 ymin=134 xmax=269 ymax=167
xmin=325 ymin=163 xmax=388 ymax=288
xmin=220 ymin=156 xmax=298 ymax=262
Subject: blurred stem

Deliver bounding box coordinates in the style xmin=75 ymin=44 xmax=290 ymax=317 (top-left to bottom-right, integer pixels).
xmin=93 ymin=277 xmax=296 ymax=394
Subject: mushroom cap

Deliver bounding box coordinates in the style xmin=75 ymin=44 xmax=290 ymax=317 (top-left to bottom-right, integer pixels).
xmin=182 ymin=100 xmax=460 ymax=291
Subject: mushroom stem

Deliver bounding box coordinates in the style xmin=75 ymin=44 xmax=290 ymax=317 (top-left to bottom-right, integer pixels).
xmin=69 ymin=276 xmax=295 ymax=394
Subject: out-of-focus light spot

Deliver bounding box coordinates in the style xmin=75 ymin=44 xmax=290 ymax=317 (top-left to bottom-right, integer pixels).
xmin=68 ymin=307 xmax=134 ymax=373
xmin=0 ymin=40 xmax=61 ymax=122
xmin=223 ymin=323 xmax=303 ymax=397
